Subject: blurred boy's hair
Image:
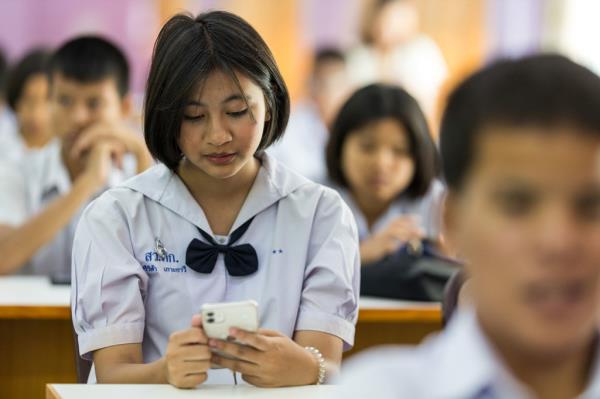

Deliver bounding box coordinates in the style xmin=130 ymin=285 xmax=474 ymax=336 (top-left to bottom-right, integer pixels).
xmin=440 ymin=54 xmax=600 ymax=191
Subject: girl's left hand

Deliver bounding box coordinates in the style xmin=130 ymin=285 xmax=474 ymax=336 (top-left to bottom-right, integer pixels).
xmin=209 ymin=328 xmax=319 ymax=387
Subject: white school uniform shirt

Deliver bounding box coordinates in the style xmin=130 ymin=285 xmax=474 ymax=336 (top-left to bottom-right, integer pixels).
xmin=71 ymin=152 xmax=360 ymax=384
xmin=336 ymin=180 xmax=445 ymax=242
xmin=333 ymin=308 xmax=600 ymax=399
xmin=0 ymin=138 xmax=134 ymax=276
xmin=0 ymin=106 xmax=21 ymax=162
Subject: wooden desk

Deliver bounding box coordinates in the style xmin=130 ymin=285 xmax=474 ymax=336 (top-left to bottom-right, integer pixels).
xmin=1 ymin=276 xmax=442 ymax=399
xmin=46 ymin=384 xmax=336 ymax=399
xmin=0 ymin=277 xmax=75 ymax=399
xmin=349 ymin=297 xmax=442 ymax=356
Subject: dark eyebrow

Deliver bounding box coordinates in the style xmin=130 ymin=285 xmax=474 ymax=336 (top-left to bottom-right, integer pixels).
xmin=186 ymin=94 xmax=251 ymax=107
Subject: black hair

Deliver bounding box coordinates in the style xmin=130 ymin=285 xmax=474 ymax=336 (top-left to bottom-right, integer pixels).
xmin=0 ymin=48 xmax=7 ymax=99
xmin=326 ymin=83 xmax=439 ymax=199
xmin=440 ymin=54 xmax=600 ymax=191
xmin=49 ymin=36 xmax=129 ymax=97
xmin=6 ymin=48 xmax=51 ymax=110
xmin=144 ymin=11 xmax=290 ymax=170
xmin=314 ymin=47 xmax=345 ymax=67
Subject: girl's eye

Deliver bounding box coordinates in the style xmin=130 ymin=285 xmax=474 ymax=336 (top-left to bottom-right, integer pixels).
xmin=228 ymin=109 xmax=248 ymax=118
xmin=183 ymin=114 xmax=205 ymax=121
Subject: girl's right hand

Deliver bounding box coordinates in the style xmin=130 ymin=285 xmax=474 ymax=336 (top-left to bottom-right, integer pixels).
xmin=360 ymin=215 xmax=424 ymax=265
xmin=164 ymin=314 xmax=211 ymax=388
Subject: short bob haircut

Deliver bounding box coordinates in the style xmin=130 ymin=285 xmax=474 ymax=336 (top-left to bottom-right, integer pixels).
xmin=144 ymin=11 xmax=290 ymax=170
xmin=326 ymin=83 xmax=439 ymax=199
xmin=7 ymin=48 xmax=51 ymax=111
xmin=440 ymin=54 xmax=600 ymax=192
xmin=49 ymin=36 xmax=129 ymax=98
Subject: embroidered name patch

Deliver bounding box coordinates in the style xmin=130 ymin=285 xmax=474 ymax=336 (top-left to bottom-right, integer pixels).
xmin=143 ymin=251 xmax=186 ymax=273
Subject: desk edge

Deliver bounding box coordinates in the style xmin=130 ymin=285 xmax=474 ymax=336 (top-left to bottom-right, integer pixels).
xmin=0 ymin=305 xmax=71 ymax=319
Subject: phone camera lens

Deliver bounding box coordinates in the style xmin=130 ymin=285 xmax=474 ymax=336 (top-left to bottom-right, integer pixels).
xmin=208 ymin=318 xmax=215 ymax=323
xmin=207 ymin=312 xmax=214 ymax=317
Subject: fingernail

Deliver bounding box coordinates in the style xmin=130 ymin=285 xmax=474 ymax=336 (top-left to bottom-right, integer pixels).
xmin=208 ymin=339 xmax=217 ymax=347
xmin=229 ymin=328 xmax=238 ymax=336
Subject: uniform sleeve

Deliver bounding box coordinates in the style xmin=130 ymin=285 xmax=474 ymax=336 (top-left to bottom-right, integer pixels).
xmin=71 ymin=192 xmax=148 ymax=360
xmin=0 ymin=160 xmax=28 ymax=226
xmin=295 ymin=188 xmax=360 ymax=350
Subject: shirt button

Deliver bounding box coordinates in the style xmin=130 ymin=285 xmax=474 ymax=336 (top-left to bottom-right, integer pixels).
xmin=218 ymin=238 xmax=226 ymax=244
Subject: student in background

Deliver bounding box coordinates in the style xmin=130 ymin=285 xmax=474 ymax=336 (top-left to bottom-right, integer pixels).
xmin=0 ymin=47 xmax=18 ymax=152
xmin=3 ymin=49 xmax=53 ymax=161
xmin=269 ymin=48 xmax=351 ymax=182
xmin=0 ymin=36 xmax=152 ymax=276
xmin=347 ymin=0 xmax=448 ymax=120
xmin=71 ymin=11 xmax=359 ymax=388
xmin=326 ymin=83 xmax=442 ymax=266
xmin=334 ymin=54 xmax=600 ymax=399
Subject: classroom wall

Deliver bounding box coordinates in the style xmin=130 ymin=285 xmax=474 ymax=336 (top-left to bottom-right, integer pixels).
xmin=0 ymin=0 xmax=489 ymax=104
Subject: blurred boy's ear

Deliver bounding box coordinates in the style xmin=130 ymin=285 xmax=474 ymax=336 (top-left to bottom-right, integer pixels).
xmin=442 ymin=192 xmax=459 ymax=256
xmin=120 ymin=93 xmax=133 ymax=118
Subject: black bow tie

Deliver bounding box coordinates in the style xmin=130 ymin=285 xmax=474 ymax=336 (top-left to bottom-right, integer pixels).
xmin=186 ymin=217 xmax=258 ymax=276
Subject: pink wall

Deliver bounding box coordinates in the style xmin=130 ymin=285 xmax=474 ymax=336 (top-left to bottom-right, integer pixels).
xmin=0 ymin=0 xmax=158 ymax=94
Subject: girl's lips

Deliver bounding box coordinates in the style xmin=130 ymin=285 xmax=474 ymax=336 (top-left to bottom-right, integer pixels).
xmin=367 ymin=177 xmax=390 ymax=188
xmin=206 ymin=153 xmax=236 ymax=165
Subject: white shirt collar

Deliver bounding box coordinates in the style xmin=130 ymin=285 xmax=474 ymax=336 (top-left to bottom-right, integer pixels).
xmin=431 ymin=308 xmax=600 ymax=399
xmin=122 ymin=151 xmax=311 ymax=235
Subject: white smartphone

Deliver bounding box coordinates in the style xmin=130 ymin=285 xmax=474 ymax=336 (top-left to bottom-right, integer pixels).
xmin=202 ymin=300 xmax=259 ymax=368
xmin=201 ymin=300 xmax=259 ymax=340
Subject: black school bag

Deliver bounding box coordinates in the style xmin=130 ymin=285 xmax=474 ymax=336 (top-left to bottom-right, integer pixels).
xmin=360 ymin=239 xmax=462 ymax=302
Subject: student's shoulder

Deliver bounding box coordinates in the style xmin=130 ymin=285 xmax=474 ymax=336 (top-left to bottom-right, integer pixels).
xmin=9 ymin=139 xmax=59 ymax=182
xmin=0 ymin=157 xmax=24 ymax=181
xmin=82 ymin=165 xmax=169 ymax=220
xmin=335 ymin=345 xmax=435 ymax=398
xmin=337 ymin=311 xmax=492 ymax=399
xmin=336 ymin=332 xmax=458 ymax=398
xmin=81 ymin=187 xmax=144 ymax=224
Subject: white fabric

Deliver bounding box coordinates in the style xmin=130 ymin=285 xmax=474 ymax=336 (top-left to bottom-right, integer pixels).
xmin=0 ymin=107 xmax=23 ymax=163
xmin=268 ymin=101 xmax=329 ymax=183
xmin=336 ymin=180 xmax=445 ymax=241
xmin=0 ymin=138 xmax=135 ymax=276
xmin=346 ymin=35 xmax=448 ymax=119
xmin=71 ymin=152 xmax=360 ymax=384
xmin=333 ymin=308 xmax=600 ymax=399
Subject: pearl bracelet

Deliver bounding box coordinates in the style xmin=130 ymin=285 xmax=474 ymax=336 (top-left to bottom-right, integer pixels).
xmin=304 ymin=346 xmax=326 ymax=385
